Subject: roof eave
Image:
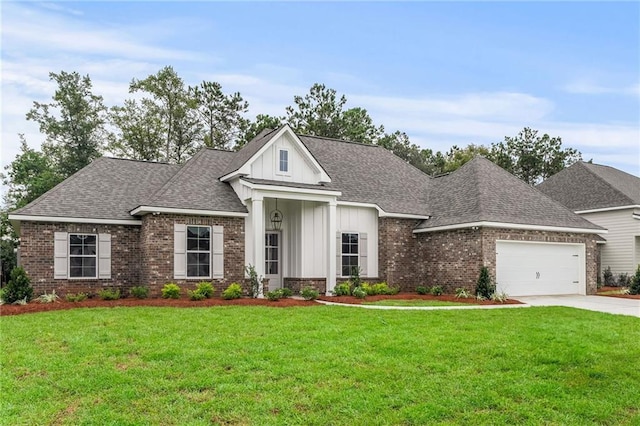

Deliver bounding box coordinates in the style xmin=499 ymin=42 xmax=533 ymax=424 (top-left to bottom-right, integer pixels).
xmin=412 ymin=221 xmax=606 ymax=235
xmin=130 ymin=206 xmax=248 ymax=217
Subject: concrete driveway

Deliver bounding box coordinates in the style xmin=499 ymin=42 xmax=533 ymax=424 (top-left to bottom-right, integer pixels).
xmin=517 ymin=295 xmax=640 ymax=317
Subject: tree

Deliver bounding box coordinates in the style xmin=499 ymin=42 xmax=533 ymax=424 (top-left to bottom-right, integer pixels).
xmin=107 ymin=99 xmax=165 ymax=161
xmin=490 ymin=127 xmax=581 ymax=185
xmin=189 ymin=81 xmax=249 ymax=150
xmin=26 ymin=71 xmax=107 ymax=177
xmin=286 ymin=83 xmax=347 ymax=139
xmin=237 ymin=114 xmax=283 ymax=149
xmin=129 ymin=66 xmax=201 ymax=163
xmin=441 ymin=144 xmax=491 ymax=174
xmin=341 ymin=107 xmax=384 ymax=145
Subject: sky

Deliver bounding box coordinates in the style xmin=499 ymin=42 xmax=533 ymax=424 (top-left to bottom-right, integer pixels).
xmin=1 ymin=1 xmax=639 ymax=184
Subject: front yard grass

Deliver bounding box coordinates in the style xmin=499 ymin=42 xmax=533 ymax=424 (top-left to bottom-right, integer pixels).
xmin=1 ymin=306 xmax=639 ymax=424
xmin=362 ymin=299 xmax=468 ymax=307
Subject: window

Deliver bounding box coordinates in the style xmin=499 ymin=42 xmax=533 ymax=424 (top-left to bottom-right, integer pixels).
xmin=187 ymin=226 xmax=211 ymax=278
xmin=341 ymin=233 xmax=359 ymax=276
xmin=265 ymin=232 xmax=279 ymax=275
xmin=278 ymin=149 xmax=289 ymax=173
xmin=69 ymin=234 xmax=97 ymax=278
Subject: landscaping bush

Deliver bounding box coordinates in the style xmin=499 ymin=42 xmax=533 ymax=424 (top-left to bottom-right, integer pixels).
xmin=430 ymin=285 xmax=443 ymax=296
xmin=373 ymin=282 xmax=397 ymax=295
xmin=280 ymin=288 xmax=293 ymax=298
xmin=99 ymin=288 xmax=121 ymax=300
xmin=300 ymin=286 xmax=319 ymax=301
xmin=476 ymin=266 xmax=494 ymax=299
xmin=65 ymin=293 xmax=88 ymax=302
xmin=333 ymin=282 xmax=351 ymax=296
xmin=416 ymin=286 xmax=428 ymax=295
xmin=130 ymin=286 xmax=149 ymax=299
xmin=617 ymin=273 xmax=631 ymax=287
xmin=0 ymin=288 xmax=6 ymax=305
xmin=196 ymin=281 xmax=214 ymax=298
xmin=188 ymin=289 xmax=207 ymax=301
xmin=35 ymin=291 xmax=60 ymax=303
xmin=245 ymin=264 xmax=262 ymax=298
xmin=267 ymin=289 xmax=283 ymax=301
xmin=455 ymin=287 xmax=472 ymax=298
xmin=222 ymin=283 xmax=243 ymax=300
xmin=630 ymin=265 xmax=640 ymax=295
xmin=349 ymin=266 xmax=362 ymax=288
xmin=352 ymin=286 xmax=367 ymax=299
xmin=161 ymin=283 xmax=181 ymax=299
xmin=603 ymin=266 xmax=615 ymax=286
xmin=491 ymin=291 xmax=509 ymax=303
xmin=4 ymin=267 xmax=33 ymax=304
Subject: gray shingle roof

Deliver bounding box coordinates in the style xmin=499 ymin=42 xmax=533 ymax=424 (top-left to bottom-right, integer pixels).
xmin=144 ymin=148 xmax=247 ymax=213
xmin=537 ymin=162 xmax=640 ymax=211
xmin=415 ymin=156 xmax=603 ymax=231
xmin=12 ymin=157 xmax=180 ymax=221
xmin=220 ymin=128 xmax=279 ymax=177
xmin=240 ymin=177 xmax=333 ymax=191
xmin=300 ymin=135 xmax=432 ymax=216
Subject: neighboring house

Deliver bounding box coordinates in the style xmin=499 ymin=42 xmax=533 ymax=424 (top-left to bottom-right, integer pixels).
xmin=9 ymin=125 xmax=604 ymax=298
xmin=538 ymin=161 xmax=640 ymax=277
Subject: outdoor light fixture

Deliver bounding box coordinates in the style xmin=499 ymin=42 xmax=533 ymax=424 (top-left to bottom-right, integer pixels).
xmin=270 ymin=199 xmax=283 ymax=230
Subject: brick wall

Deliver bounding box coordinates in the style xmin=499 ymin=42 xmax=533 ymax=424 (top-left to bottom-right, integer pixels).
xmin=283 ymin=278 xmax=327 ymax=294
xmin=19 ymin=222 xmax=140 ymax=296
xmin=140 ymin=214 xmax=245 ymax=297
xmin=378 ymin=218 xmax=423 ymax=291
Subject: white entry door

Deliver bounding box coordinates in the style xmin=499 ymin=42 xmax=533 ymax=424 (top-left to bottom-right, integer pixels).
xmin=265 ymin=231 xmax=281 ymax=291
xmin=496 ymin=241 xmax=584 ymax=296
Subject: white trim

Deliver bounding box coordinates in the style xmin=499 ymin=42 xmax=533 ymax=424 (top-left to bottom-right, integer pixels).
xmin=339 ymin=231 xmax=360 ymax=278
xmin=130 ymin=206 xmax=248 ymax=217
xmin=8 ymin=214 xmax=141 ymax=226
xmin=632 ymin=214 xmax=640 ymax=221
xmin=185 ymin=225 xmax=212 ymax=280
xmin=241 ymin=180 xmax=342 ymax=197
xmin=336 ymin=201 xmax=430 ymax=220
xmin=575 ymin=205 xmax=640 ymax=214
xmin=412 ymin=221 xmax=606 ymax=235
xmin=221 ymin=125 xmax=332 ymax=183
xmin=68 ymin=233 xmax=98 ymax=280
xmin=275 ymin=148 xmax=291 ymax=176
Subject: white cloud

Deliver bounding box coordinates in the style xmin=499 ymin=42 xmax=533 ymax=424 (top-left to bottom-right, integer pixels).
xmin=563 ymin=78 xmax=640 ymax=97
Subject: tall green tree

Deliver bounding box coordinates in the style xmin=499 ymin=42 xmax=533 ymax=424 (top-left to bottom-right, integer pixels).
xmin=237 ymin=114 xmax=283 ymax=149
xmin=107 ymin=99 xmax=165 ymax=161
xmin=490 ymin=127 xmax=581 ymax=185
xmin=189 ymin=81 xmax=249 ymax=150
xmin=286 ymin=83 xmax=347 ymax=139
xmin=26 ymin=71 xmax=107 ymax=176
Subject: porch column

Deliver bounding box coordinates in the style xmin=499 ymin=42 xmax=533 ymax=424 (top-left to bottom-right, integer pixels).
xmin=252 ymin=196 xmax=265 ymax=298
xmin=326 ymin=200 xmax=337 ymax=295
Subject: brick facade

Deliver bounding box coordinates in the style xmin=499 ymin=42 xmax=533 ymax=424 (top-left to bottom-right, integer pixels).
xmin=283 ymin=278 xmax=327 ymax=294
xmin=19 ymin=222 xmax=140 ymax=296
xmin=140 ymin=214 xmax=245 ymax=297
xmin=378 ymin=218 xmax=423 ymax=291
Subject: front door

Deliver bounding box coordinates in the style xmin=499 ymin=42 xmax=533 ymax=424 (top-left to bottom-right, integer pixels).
xmin=265 ymin=231 xmax=281 ymax=291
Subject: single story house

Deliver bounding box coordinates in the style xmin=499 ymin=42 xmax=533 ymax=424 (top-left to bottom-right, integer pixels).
xmin=9 ymin=125 xmax=604 ymax=297
xmin=538 ymin=161 xmax=640 ymax=276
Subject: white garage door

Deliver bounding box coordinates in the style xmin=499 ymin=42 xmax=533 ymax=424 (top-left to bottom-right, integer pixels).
xmin=495 ymin=241 xmax=585 ymax=296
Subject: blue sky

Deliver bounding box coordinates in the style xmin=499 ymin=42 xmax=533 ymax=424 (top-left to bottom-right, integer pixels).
xmin=2 ymin=1 xmax=639 ymax=180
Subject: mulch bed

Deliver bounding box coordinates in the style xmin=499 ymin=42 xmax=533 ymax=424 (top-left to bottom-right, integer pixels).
xmin=597 ymin=286 xmax=640 ymax=300
xmin=0 ymin=297 xmax=317 ymax=317
xmin=318 ymin=293 xmax=523 ymax=305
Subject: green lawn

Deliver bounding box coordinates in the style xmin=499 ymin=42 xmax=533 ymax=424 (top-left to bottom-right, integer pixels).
xmin=363 ymin=299 xmax=468 ymax=307
xmin=1 ymin=306 xmax=639 ymax=425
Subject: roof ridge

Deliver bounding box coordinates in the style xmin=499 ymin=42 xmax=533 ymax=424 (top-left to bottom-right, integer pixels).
xmin=145 ymin=150 xmax=204 ymax=206
xmin=100 ymin=156 xmax=177 ymax=166
xmin=576 ymin=162 xmax=635 ymax=206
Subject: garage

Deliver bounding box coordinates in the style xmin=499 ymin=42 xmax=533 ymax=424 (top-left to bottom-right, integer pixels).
xmin=495 ymin=241 xmax=585 ymax=296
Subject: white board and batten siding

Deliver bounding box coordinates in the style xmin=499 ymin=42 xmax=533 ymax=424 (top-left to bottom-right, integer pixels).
xmin=496 ymin=241 xmax=585 ymax=296
xmin=250 ymin=133 xmax=322 ymax=184
xmin=580 ymin=208 xmax=640 ymax=275
xmin=336 ymin=205 xmax=378 ymax=278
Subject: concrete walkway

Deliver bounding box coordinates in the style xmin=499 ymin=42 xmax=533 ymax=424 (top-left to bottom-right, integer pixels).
xmin=314 ymin=299 xmax=529 ymax=311
xmin=516 ymin=295 xmax=640 ymax=317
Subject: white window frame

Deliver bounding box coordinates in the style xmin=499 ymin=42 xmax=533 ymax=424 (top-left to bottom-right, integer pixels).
xmin=340 ymin=232 xmax=359 ymax=277
xmin=186 ymin=225 xmax=212 ymax=279
xmin=68 ymin=233 xmax=98 ymax=279
xmin=276 ymin=148 xmax=290 ymax=175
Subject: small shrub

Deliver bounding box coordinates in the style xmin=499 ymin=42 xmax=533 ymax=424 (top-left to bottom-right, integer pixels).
xmin=0 ymin=288 xmax=6 ymax=305
xmin=603 ymin=266 xmax=615 ymax=286
xmin=333 ymin=282 xmax=351 ymax=296
xmin=130 ymin=286 xmax=149 ymax=299
xmin=188 ymin=289 xmax=207 ymax=301
xmin=352 ymin=286 xmax=367 ymax=299
xmin=372 ymin=282 xmax=395 ymax=295
xmin=99 ymin=288 xmax=121 ymax=301
xmin=245 ymin=264 xmax=262 ymax=298
xmin=349 ymin=266 xmax=362 ymax=288
xmin=491 ymin=291 xmax=509 ymax=303
xmin=161 ymin=283 xmax=181 ymax=299
xmin=280 ymin=288 xmax=293 ymax=298
xmin=629 ymin=265 xmax=640 ymax=295
xmin=455 ymin=287 xmax=472 ymax=298
xmin=416 ymin=286 xmax=428 ymax=295
xmin=617 ymin=273 xmax=631 ymax=288
xmin=301 ymin=286 xmax=319 ymax=301
xmin=12 ymin=297 xmax=28 ymax=306
xmin=4 ymin=267 xmax=33 ymax=303
xmin=430 ymin=285 xmax=443 ymax=296
xmin=65 ymin=293 xmax=88 ymax=302
xmin=476 ymin=266 xmax=494 ymax=299
xmin=267 ymin=289 xmax=283 ymax=301
xmin=35 ymin=290 xmax=60 ymax=303
xmin=196 ymin=281 xmax=214 ymax=298
xmin=361 ymin=282 xmax=374 ymax=295
xmin=222 ymin=283 xmax=243 ymax=300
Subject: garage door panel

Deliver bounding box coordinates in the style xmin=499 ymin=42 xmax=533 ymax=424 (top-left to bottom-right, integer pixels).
xmin=496 ymin=241 xmax=583 ymax=297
